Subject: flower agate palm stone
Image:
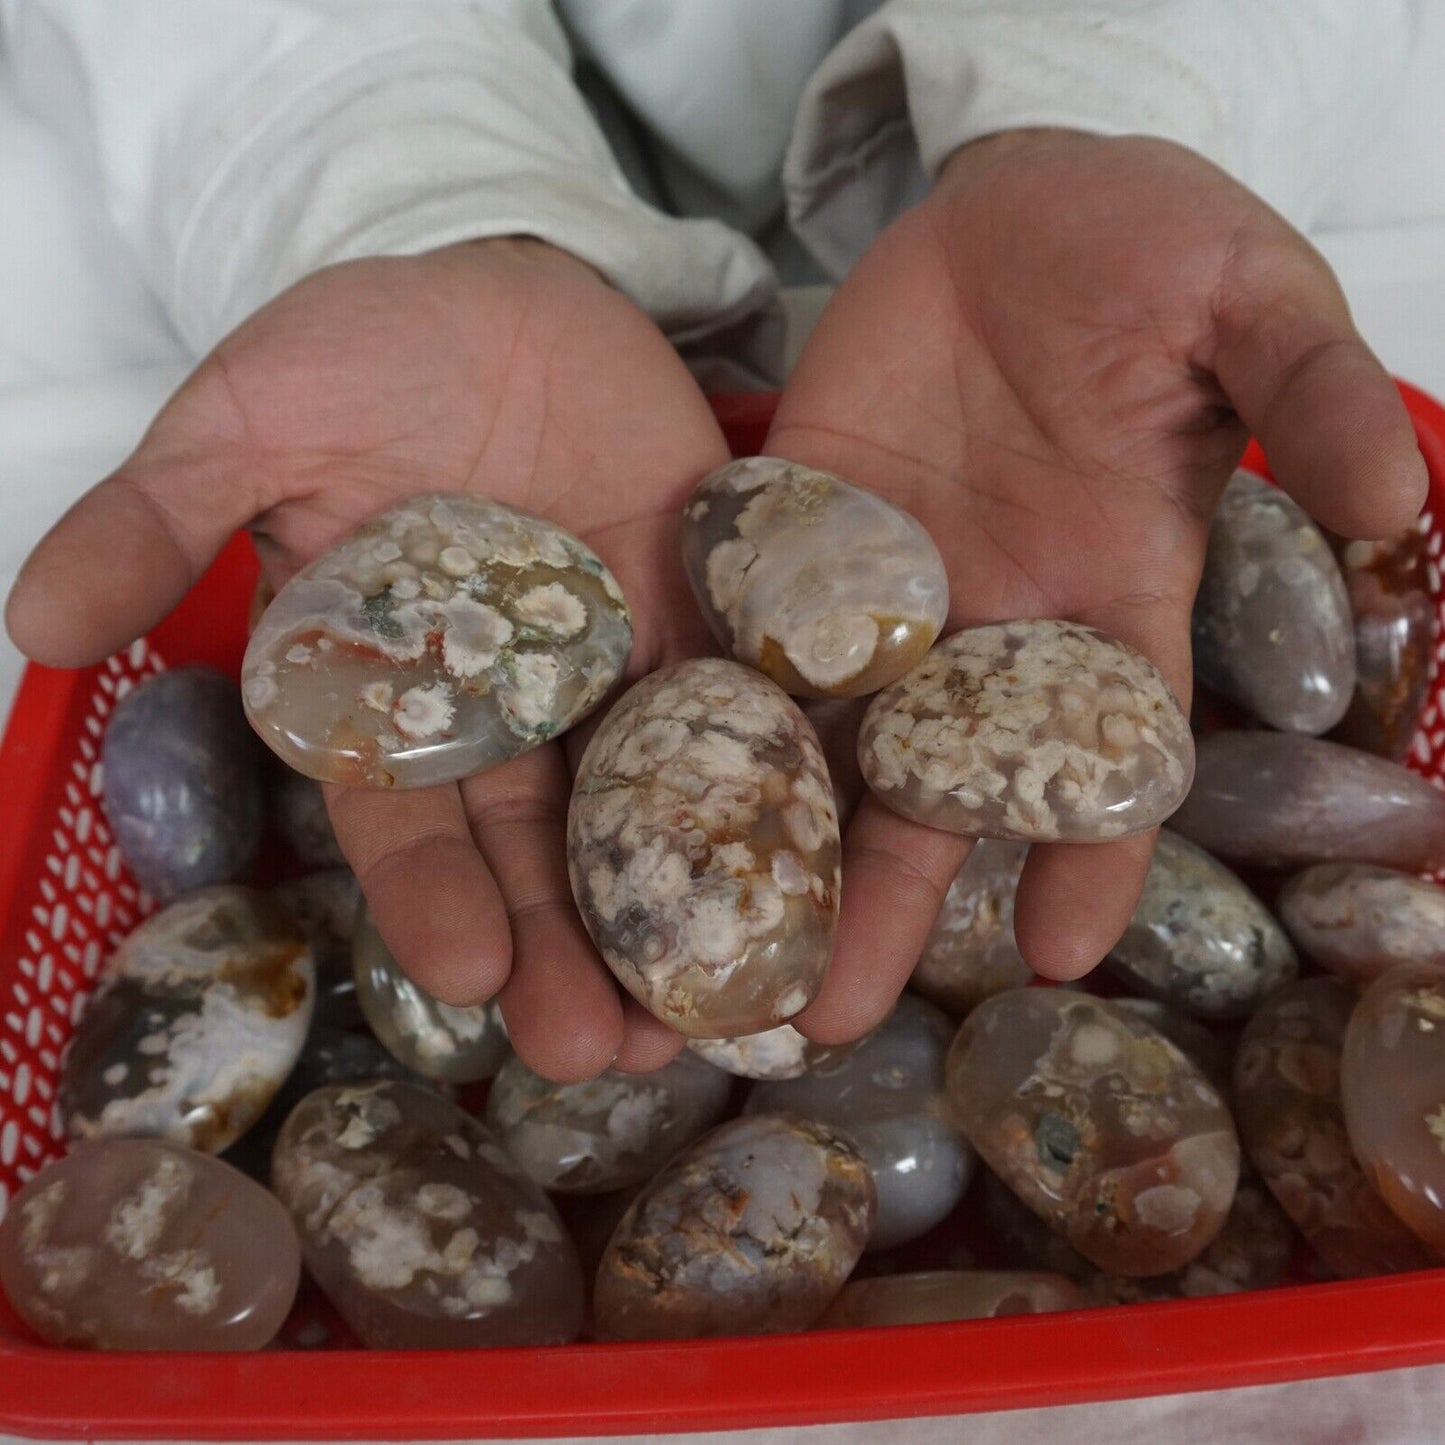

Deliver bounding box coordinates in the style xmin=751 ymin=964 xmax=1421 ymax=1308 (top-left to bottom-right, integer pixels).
xmin=568 ymin=659 xmax=841 ymax=1037
xmin=593 ymin=1114 xmax=874 ymax=1340
xmin=352 ymin=908 xmax=509 ymax=1083
xmin=1109 ymin=998 xmax=1235 ymax=1095
xmin=818 ymin=1270 xmax=1086 ymax=1328
xmin=1104 ymin=831 xmax=1297 ymax=1020
xmin=271 ymin=768 xmax=346 ymax=868
xmin=687 ymin=1025 xmax=841 ymax=1080
xmin=947 ymin=990 xmax=1239 ymax=1275
xmin=1234 ymin=977 xmax=1435 ymax=1278
xmin=273 ymin=868 xmax=362 ymax=1026
xmin=679 ymin=457 xmax=949 ymax=699
xmin=0 ymin=1139 xmax=300 ymax=1350
xmin=1171 ymin=732 xmax=1445 ymax=872
xmin=242 ymin=494 xmax=632 ymax=787
xmin=486 ymin=1050 xmax=731 ymax=1194
xmin=60 ymin=886 xmax=314 ymax=1153
xmin=859 ymin=620 xmax=1193 ymax=841
xmin=272 ymin=1081 xmax=584 ymax=1348
xmin=744 ymin=995 xmax=975 ymax=1251
xmin=1192 ymin=471 xmax=1356 ymax=733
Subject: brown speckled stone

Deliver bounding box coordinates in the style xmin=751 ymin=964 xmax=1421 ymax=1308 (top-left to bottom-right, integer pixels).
xmin=818 ymin=1269 xmax=1086 ymax=1328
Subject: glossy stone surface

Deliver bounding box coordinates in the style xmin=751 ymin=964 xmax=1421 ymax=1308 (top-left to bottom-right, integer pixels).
xmin=60 ymin=887 xmax=315 ymax=1153
xmin=272 ymin=1081 xmax=584 ymax=1348
xmin=947 ymin=990 xmax=1239 ymax=1275
xmin=352 ymin=908 xmax=508 ymax=1083
xmin=568 ymin=659 xmax=841 ymax=1037
xmin=1192 ymin=471 xmax=1356 ymax=733
xmin=745 ymin=996 xmax=975 ymax=1251
xmin=1332 ymin=528 xmax=1436 ymax=760
xmin=593 ymin=1114 xmax=874 ymax=1340
xmin=911 ymin=840 xmax=1032 ymax=1017
xmin=687 ymin=1025 xmax=841 ymax=1080
xmin=1109 ymin=999 xmax=1234 ymax=1095
xmin=1234 ymin=978 xmax=1434 ymax=1278
xmin=1278 ymin=863 xmax=1445 ymax=989
xmin=818 ymin=1269 xmax=1085 ymax=1328
xmin=272 ymin=768 xmax=346 ymax=868
xmin=679 ymin=457 xmax=949 ymax=699
xmin=0 ymin=1139 xmax=300 ymax=1350
xmin=1172 ymin=732 xmax=1445 ymax=872
xmin=1105 ymin=831 xmax=1297 ymax=1020
xmin=242 ymin=493 xmax=632 ymax=788
xmin=859 ymin=621 xmax=1193 ymax=841
xmin=1342 ymin=965 xmax=1445 ymax=1255
xmin=486 ymin=1050 xmax=731 ymax=1194
xmin=101 ymin=667 xmax=264 ymax=900
xmin=273 ymin=868 xmax=362 ymax=1027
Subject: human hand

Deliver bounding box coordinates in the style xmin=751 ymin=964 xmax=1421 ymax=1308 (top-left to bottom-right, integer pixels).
xmin=770 ymin=129 xmax=1428 ymax=1043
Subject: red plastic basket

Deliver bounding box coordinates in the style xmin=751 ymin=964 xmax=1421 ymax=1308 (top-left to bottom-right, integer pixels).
xmin=2 ymin=384 xmax=1445 ymax=1440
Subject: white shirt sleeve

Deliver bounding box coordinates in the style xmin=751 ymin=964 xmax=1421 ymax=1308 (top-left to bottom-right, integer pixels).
xmin=784 ymin=0 xmax=1420 ymax=277
xmin=0 ymin=0 xmax=783 ymax=379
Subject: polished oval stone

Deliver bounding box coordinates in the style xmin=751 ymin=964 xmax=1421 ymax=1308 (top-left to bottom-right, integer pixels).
xmin=352 ymin=908 xmax=508 ymax=1083
xmin=568 ymin=659 xmax=842 ymax=1037
xmin=1342 ymin=964 xmax=1445 ymax=1255
xmin=818 ymin=1269 xmax=1085 ymax=1328
xmin=1104 ymin=831 xmax=1297 ymax=1020
xmin=947 ymin=990 xmax=1239 ymax=1275
xmin=745 ymin=995 xmax=975 ymax=1251
xmin=486 ymin=1050 xmax=732 ymax=1194
xmin=242 ymin=494 xmax=632 ymax=788
xmin=911 ymin=840 xmax=1032 ymax=1017
xmin=1332 ymin=529 xmax=1436 ymax=760
xmin=679 ymin=457 xmax=949 ymax=699
xmin=0 ymin=1139 xmax=300 ymax=1350
xmin=1109 ymin=998 xmax=1235 ymax=1095
xmin=1278 ymin=863 xmax=1445 ymax=989
xmin=101 ymin=667 xmax=264 ymax=900
xmin=272 ymin=768 xmax=346 ymax=868
xmin=1192 ymin=471 xmax=1356 ymax=734
xmin=859 ymin=621 xmax=1193 ymax=841
xmin=60 ymin=886 xmax=315 ymax=1153
xmin=1234 ymin=977 xmax=1434 ymax=1278
xmin=1170 ymin=732 xmax=1445 ymax=872
xmin=593 ymin=1114 xmax=874 ymax=1340
xmin=273 ymin=868 xmax=362 ymax=1027
xmin=686 ymin=1025 xmax=842 ymax=1080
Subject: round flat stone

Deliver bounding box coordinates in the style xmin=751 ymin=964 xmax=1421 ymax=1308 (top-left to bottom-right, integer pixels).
xmin=272 ymin=868 xmax=362 ymax=1027
xmin=687 ymin=1025 xmax=843 ymax=1081
xmin=271 ymin=768 xmax=346 ymax=868
xmin=818 ymin=1269 xmax=1086 ymax=1327
xmin=1109 ymin=998 xmax=1235 ymax=1095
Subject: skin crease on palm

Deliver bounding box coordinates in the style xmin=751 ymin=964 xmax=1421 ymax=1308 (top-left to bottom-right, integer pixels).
xmin=6 ymin=130 xmax=1427 ymax=1083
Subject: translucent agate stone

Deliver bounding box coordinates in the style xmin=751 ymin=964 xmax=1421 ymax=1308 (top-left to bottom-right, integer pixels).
xmin=745 ymin=995 xmax=975 ymax=1251
xmin=679 ymin=457 xmax=949 ymax=699
xmin=687 ymin=1024 xmax=842 ymax=1080
xmin=272 ymin=1081 xmax=584 ymax=1348
xmin=858 ymin=621 xmax=1193 ymax=841
xmin=101 ymin=667 xmax=264 ymax=900
xmin=1342 ymin=965 xmax=1445 ymax=1255
xmin=947 ymin=990 xmax=1239 ymax=1275
xmin=272 ymin=768 xmax=345 ymax=869
xmin=568 ymin=659 xmax=842 ymax=1037
xmin=242 ymin=494 xmax=632 ymax=788
xmin=1278 ymin=863 xmax=1445 ymax=988
xmin=273 ymin=868 xmax=362 ymax=1027
xmin=818 ymin=1269 xmax=1086 ymax=1328
xmin=1192 ymin=471 xmax=1356 ymax=734
xmin=1332 ymin=529 xmax=1437 ymax=760
xmin=1109 ymin=998 xmax=1234 ymax=1095
xmin=593 ymin=1114 xmax=874 ymax=1340
xmin=485 ymin=1050 xmax=731 ymax=1194
xmin=1104 ymin=831 xmax=1297 ymax=1020
xmin=60 ymin=886 xmax=314 ymax=1153
xmin=911 ymin=840 xmax=1032 ymax=1018
xmin=1171 ymin=732 xmax=1445 ymax=872
xmin=0 ymin=1139 xmax=300 ymax=1350
xmin=1234 ymin=977 xmax=1435 ymax=1278
xmin=352 ymin=908 xmax=508 ymax=1083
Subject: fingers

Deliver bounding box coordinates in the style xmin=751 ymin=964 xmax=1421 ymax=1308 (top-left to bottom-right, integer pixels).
xmin=612 ymin=1000 xmax=687 ymax=1074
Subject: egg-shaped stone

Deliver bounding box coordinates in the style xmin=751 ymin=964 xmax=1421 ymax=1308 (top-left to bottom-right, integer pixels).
xmin=947 ymin=989 xmax=1239 ymax=1275
xmin=272 ymin=868 xmax=362 ymax=1027
xmin=1234 ymin=977 xmax=1434 ymax=1278
xmin=242 ymin=494 xmax=632 ymax=788
xmin=568 ymin=659 xmax=842 ymax=1037
xmin=486 ymin=1050 xmax=732 ymax=1194
xmin=352 ymin=908 xmax=509 ymax=1083
xmin=859 ymin=620 xmax=1193 ymax=841
xmin=679 ymin=457 xmax=949 ymax=699
xmin=60 ymin=886 xmax=315 ymax=1153
xmin=1109 ymin=998 xmax=1235 ymax=1095
xmin=272 ymin=1081 xmax=584 ymax=1348
xmin=745 ymin=995 xmax=974 ymax=1251
xmin=818 ymin=1269 xmax=1085 ymax=1328
xmin=1192 ymin=471 xmax=1356 ymax=733
xmin=101 ymin=667 xmax=264 ymax=900
xmin=0 ymin=1139 xmax=300 ymax=1350
xmin=1104 ymin=831 xmax=1297 ymax=1020
xmin=686 ymin=1025 xmax=842 ymax=1080
xmin=1171 ymin=732 xmax=1445 ymax=872
xmin=271 ymin=768 xmax=346 ymax=868
xmin=593 ymin=1114 xmax=874 ymax=1340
